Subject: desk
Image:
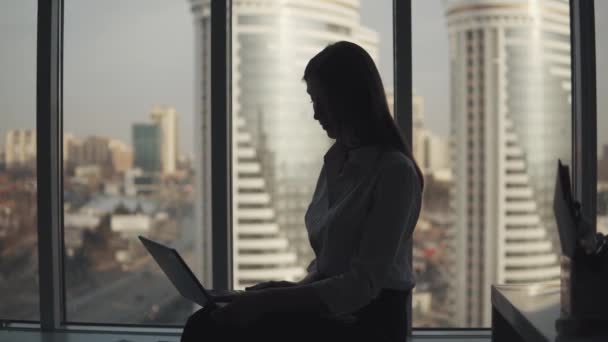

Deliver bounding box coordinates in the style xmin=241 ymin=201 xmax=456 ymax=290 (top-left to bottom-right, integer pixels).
xmin=491 ymin=283 xmax=607 ymax=342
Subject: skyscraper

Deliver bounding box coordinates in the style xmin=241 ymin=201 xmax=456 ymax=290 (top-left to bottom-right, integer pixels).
xmin=190 ymin=0 xmax=381 ymax=286
xmin=150 ymin=105 xmax=179 ymax=175
xmin=132 ymin=123 xmax=161 ymax=174
xmin=446 ymin=0 xmax=571 ymax=327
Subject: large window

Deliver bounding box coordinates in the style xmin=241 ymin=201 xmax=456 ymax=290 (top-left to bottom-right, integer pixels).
xmin=228 ymin=0 xmax=393 ymax=289
xmin=62 ymin=0 xmax=199 ymax=325
xmin=2 ymin=0 xmax=603 ymax=334
xmin=412 ymin=0 xmax=572 ymax=328
xmin=597 ymin=2 xmax=608 ymax=235
xmin=0 ymin=0 xmax=39 ymax=322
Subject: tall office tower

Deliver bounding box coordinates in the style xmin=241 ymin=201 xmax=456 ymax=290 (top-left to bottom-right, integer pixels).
xmin=132 ymin=123 xmax=162 ymax=174
xmin=446 ymin=0 xmax=571 ymax=327
xmin=4 ymin=129 xmax=36 ymax=169
xmin=190 ymin=0 xmax=380 ymax=285
xmin=191 ymin=0 xmax=378 ymax=284
xmin=150 ymin=105 xmax=179 ymax=175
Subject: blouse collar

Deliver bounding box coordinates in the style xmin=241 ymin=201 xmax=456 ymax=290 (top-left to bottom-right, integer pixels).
xmin=323 ymin=142 xmax=383 ymax=170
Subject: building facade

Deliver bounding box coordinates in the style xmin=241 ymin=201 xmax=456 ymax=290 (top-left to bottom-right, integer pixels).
xmin=4 ymin=129 xmax=36 ymax=169
xmin=412 ymin=95 xmax=450 ymax=175
xmin=132 ymin=123 xmax=162 ymax=174
xmin=108 ymin=139 xmax=134 ymax=174
xmin=446 ymin=0 xmax=571 ymax=326
xmin=150 ymin=105 xmax=179 ymax=175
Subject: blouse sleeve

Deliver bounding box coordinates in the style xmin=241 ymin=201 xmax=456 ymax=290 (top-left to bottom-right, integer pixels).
xmin=310 ymin=159 xmax=421 ymax=315
xmin=297 ymin=259 xmax=321 ymax=285
xmin=306 ymin=258 xmax=319 ymax=274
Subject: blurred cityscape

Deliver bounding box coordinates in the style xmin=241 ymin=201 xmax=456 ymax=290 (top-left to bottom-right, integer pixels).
xmin=1 ymin=0 xmax=608 ymax=329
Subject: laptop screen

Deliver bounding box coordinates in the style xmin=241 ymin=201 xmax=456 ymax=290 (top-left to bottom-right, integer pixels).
xmin=138 ymin=236 xmax=212 ymax=308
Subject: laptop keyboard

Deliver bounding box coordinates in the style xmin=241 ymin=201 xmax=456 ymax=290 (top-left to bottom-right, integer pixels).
xmin=208 ymin=289 xmax=246 ymax=302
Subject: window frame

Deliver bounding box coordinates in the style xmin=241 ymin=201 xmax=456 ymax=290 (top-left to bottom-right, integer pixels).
xmin=36 ymin=0 xmax=64 ymax=331
xmin=19 ymin=0 xmax=596 ymax=336
xmin=571 ymin=0 xmax=598 ymax=227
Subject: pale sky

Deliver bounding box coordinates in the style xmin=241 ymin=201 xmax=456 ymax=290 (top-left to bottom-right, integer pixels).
xmin=1 ymin=0 xmax=606 ymax=157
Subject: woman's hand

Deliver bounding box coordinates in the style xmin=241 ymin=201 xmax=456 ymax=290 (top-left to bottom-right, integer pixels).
xmin=211 ymin=285 xmax=326 ymax=328
xmin=245 ymin=280 xmax=297 ymax=291
xmin=210 ymin=291 xmax=267 ymax=328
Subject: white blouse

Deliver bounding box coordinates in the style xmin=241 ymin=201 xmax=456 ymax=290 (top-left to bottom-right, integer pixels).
xmin=304 ymin=143 xmax=422 ymax=316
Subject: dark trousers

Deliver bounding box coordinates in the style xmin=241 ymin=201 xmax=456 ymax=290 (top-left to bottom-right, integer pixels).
xmin=181 ymin=289 xmax=409 ymax=342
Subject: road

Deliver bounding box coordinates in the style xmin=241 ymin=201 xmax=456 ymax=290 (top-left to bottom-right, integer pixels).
xmin=1 ymin=217 xmax=199 ymax=325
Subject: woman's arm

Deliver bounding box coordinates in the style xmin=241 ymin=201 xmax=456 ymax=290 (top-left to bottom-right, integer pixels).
xmin=296 ymin=272 xmax=320 ymax=286
xmin=296 ymin=259 xmax=322 ymax=285
xmin=245 ymin=259 xmax=321 ymax=292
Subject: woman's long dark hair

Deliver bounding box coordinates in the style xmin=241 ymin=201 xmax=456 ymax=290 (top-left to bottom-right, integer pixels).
xmin=303 ymin=41 xmax=424 ymax=188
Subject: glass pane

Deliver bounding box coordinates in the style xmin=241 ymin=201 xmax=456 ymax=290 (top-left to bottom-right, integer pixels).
xmin=229 ymin=1 xmax=393 ymax=289
xmin=413 ymin=0 xmax=571 ymax=327
xmin=0 ymin=0 xmax=39 ymax=322
xmin=63 ymin=0 xmax=201 ymax=325
xmin=597 ymin=2 xmax=608 ymax=235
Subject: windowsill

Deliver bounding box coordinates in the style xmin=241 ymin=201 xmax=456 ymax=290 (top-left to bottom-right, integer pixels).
xmin=0 ymin=327 xmax=181 ymax=342
xmin=0 ymin=326 xmax=491 ymax=342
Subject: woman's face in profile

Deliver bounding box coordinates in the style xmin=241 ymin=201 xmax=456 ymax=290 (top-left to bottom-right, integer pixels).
xmin=306 ymin=79 xmax=338 ymax=139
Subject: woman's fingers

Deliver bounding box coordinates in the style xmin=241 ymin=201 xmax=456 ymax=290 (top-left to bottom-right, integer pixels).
xmin=245 ymin=281 xmax=275 ymax=291
xmin=245 ymin=280 xmax=296 ymax=291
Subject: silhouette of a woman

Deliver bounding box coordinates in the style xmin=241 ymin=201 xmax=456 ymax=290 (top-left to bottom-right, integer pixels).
xmin=181 ymin=41 xmax=424 ymax=342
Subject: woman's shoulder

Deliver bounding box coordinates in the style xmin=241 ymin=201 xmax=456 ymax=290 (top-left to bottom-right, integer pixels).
xmin=373 ymin=147 xmax=422 ymax=195
xmin=378 ymin=147 xmax=416 ymax=173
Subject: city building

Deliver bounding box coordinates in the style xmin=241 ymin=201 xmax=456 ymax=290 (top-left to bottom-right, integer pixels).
xmin=446 ymin=0 xmax=570 ymax=326
xmin=386 ymin=88 xmax=395 ymax=116
xmin=132 ymin=123 xmax=162 ymax=174
xmin=191 ymin=0 xmax=382 ymax=283
xmin=389 ymin=92 xmax=451 ymax=179
xmin=150 ymin=105 xmax=179 ymax=175
xmin=124 ymin=168 xmax=162 ymax=197
xmin=64 ymin=135 xmax=132 ymax=175
xmin=599 ymin=144 xmax=608 ymax=184
xmin=412 ymin=95 xmax=450 ymax=176
xmin=108 ymin=139 xmax=134 ymax=174
xmin=3 ymin=129 xmax=36 ymax=169
xmin=598 ymin=145 xmax=608 ymax=235
xmin=81 ymin=136 xmax=112 ymax=166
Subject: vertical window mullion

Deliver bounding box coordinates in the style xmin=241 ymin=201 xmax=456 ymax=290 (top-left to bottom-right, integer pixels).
xmin=570 ymin=0 xmax=597 ymax=228
xmin=36 ymin=0 xmax=64 ymax=330
xmin=210 ymin=0 xmax=233 ymax=290
xmin=394 ymin=0 xmax=413 ymax=335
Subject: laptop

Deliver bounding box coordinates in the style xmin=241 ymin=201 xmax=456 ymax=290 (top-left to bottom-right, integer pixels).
xmin=553 ymin=160 xmax=578 ymax=258
xmin=138 ymin=236 xmax=243 ymax=308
